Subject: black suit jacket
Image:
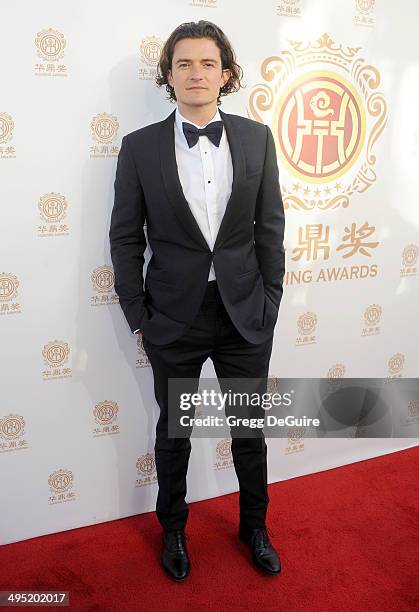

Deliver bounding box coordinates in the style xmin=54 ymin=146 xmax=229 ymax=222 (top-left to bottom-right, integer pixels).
xmin=109 ymin=108 xmax=285 ymax=345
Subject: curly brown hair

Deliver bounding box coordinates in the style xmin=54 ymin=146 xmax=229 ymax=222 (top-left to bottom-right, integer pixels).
xmin=155 ymin=20 xmax=244 ymax=106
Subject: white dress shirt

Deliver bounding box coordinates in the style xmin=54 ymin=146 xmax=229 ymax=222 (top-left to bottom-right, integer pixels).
xmin=174 ymin=105 xmax=233 ymax=279
xmin=134 ymin=105 xmax=233 ymax=334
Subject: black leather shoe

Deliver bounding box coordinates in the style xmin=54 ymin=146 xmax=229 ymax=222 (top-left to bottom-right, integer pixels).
xmin=161 ymin=530 xmax=190 ymax=581
xmin=239 ymin=526 xmax=281 ymax=575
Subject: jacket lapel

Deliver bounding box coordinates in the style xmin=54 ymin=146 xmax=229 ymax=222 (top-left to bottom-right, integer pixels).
xmin=214 ymin=109 xmax=246 ymax=250
xmin=159 ymin=107 xmax=246 ymax=252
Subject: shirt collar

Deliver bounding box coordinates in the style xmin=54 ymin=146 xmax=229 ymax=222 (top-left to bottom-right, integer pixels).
xmin=175 ymin=106 xmax=222 ymax=142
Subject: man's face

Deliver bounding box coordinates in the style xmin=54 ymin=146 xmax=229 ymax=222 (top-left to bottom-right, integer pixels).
xmin=167 ymin=37 xmax=231 ymax=109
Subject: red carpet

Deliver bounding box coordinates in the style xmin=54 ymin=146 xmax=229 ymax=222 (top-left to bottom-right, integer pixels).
xmin=1 ymin=446 xmax=418 ymax=611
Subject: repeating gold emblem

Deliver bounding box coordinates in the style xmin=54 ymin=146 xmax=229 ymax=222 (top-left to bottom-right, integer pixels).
xmin=0 ymin=415 xmax=25 ymax=440
xmin=249 ymin=33 xmax=387 ymax=210
xmin=327 ymin=364 xmax=346 ymax=378
xmin=136 ymin=453 xmax=156 ymax=475
xmin=0 ymin=112 xmax=14 ymax=144
xmin=48 ymin=469 xmax=74 ymax=493
xmin=296 ymin=311 xmax=317 ymax=345
xmin=402 ymin=244 xmax=418 ymax=268
xmin=0 ymin=273 xmax=19 ymax=302
xmin=90 ymin=113 xmax=119 ymax=144
xmin=297 ymin=312 xmax=317 ymax=335
xmin=139 ymin=36 xmax=164 ymax=67
xmin=42 ymin=341 xmax=70 ymax=367
xmin=48 ymin=469 xmax=76 ymax=504
xmin=362 ymin=303 xmax=381 ymax=336
xmin=214 ymin=438 xmax=233 ymax=470
xmin=91 ymin=266 xmax=114 ymax=293
xmin=0 ymin=414 xmax=28 ymax=452
xmin=94 ymin=400 xmax=119 ymax=425
xmin=216 ymin=438 xmax=232 ymax=459
xmin=364 ymin=304 xmax=382 ymax=326
xmin=285 ymin=427 xmax=305 ymax=454
xmin=93 ymin=401 xmax=120 ymax=436
xmin=356 ymin=0 xmax=375 ymax=14
xmin=288 ymin=427 xmax=306 ymax=443
xmin=0 ymin=273 xmax=21 ymax=315
xmin=388 ymin=353 xmax=404 ymax=375
xmin=91 ymin=265 xmax=118 ymax=306
xmin=35 ymin=29 xmax=66 ymax=61
xmin=38 ymin=193 xmax=67 ymax=223
xmin=135 ymin=452 xmax=157 ymax=486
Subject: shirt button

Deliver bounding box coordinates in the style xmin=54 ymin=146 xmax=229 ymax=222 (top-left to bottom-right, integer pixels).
xmin=208 ymin=180 xmax=211 ymax=183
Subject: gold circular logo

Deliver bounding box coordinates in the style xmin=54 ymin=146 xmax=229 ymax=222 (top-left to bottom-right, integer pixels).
xmin=94 ymin=400 xmax=118 ymax=425
xmin=42 ymin=341 xmax=70 ymax=367
xmin=136 ymin=453 xmax=156 ymax=475
xmin=35 ymin=29 xmax=66 ymax=61
xmin=0 ymin=272 xmax=19 ymax=302
xmin=90 ymin=113 xmax=119 ymax=144
xmin=402 ymin=244 xmax=418 ymax=267
xmin=0 ymin=415 xmax=25 ymax=440
xmin=297 ymin=312 xmax=317 ymax=335
xmin=327 ymin=364 xmax=346 ymax=378
xmin=0 ymin=112 xmax=14 ymax=144
xmin=388 ymin=353 xmax=404 ymax=374
xmin=91 ymin=266 xmax=114 ymax=292
xmin=274 ymin=71 xmax=366 ymax=184
xmin=249 ymin=34 xmax=387 ymax=211
xmin=139 ymin=36 xmax=163 ymax=67
xmin=364 ymin=304 xmax=382 ymax=326
xmin=356 ymin=0 xmax=375 ymax=14
xmin=216 ymin=438 xmax=232 ymax=459
xmin=38 ymin=193 xmax=67 ymax=222
xmin=48 ymin=469 xmax=74 ymax=493
xmin=288 ymin=427 xmax=305 ymax=443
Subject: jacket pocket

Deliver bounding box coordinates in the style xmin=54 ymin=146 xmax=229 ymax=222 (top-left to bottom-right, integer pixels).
xmin=145 ymin=269 xmax=177 ymax=288
xmin=237 ymin=267 xmax=259 ymax=278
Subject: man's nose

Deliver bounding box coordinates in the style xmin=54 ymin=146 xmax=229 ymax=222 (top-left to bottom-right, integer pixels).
xmin=190 ymin=69 xmax=204 ymax=79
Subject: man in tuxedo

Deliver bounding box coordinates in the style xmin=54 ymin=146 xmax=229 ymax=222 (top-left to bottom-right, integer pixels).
xmin=109 ymin=20 xmax=285 ymax=581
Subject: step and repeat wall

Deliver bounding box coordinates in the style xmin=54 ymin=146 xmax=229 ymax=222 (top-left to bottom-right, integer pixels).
xmin=1 ymin=0 xmax=418 ymax=544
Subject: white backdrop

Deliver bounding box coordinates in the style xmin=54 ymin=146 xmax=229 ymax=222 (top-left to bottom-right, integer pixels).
xmin=1 ymin=0 xmax=418 ymax=545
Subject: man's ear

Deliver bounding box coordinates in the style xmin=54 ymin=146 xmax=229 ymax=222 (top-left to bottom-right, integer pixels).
xmin=222 ymin=69 xmax=231 ymax=87
xmin=167 ymin=69 xmax=173 ymax=86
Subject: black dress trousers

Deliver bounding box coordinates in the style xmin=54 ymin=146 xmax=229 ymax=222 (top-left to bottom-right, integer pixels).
xmin=142 ymin=280 xmax=274 ymax=532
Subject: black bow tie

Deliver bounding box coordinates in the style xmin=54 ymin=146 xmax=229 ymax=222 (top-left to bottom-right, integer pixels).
xmin=182 ymin=120 xmax=223 ymax=148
